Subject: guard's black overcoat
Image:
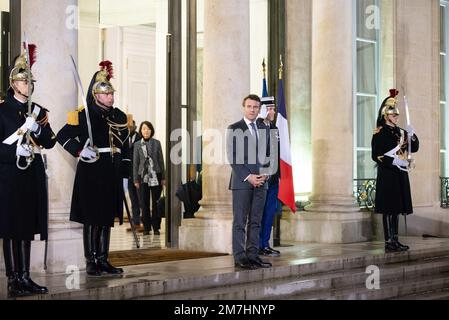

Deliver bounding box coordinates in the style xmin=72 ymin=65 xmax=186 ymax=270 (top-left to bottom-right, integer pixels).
xmin=0 ymin=91 xmax=56 ymax=240
xmin=57 ymin=103 xmax=129 ymax=227
xmin=371 ymin=125 xmax=419 ymax=215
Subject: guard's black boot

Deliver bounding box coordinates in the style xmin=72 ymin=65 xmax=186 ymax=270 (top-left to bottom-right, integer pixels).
xmin=83 ymin=225 xmax=101 ymax=277
xmin=96 ymin=227 xmax=124 ymax=275
xmin=7 ymin=273 xmax=26 ymax=298
xmin=392 ymin=215 xmax=409 ymax=251
xmin=383 ymin=215 xmax=400 ymax=252
xmin=3 ymin=240 xmax=29 ymax=298
xmin=17 ymin=240 xmax=48 ymax=294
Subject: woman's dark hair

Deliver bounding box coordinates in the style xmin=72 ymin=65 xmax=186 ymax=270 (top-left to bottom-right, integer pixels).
xmin=139 ymin=121 xmax=155 ymax=139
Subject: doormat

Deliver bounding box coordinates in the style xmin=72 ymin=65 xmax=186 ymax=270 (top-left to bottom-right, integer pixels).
xmin=109 ymin=249 xmax=228 ymax=267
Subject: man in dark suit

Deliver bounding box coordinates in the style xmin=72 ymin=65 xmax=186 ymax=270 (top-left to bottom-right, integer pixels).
xmin=226 ymin=94 xmax=272 ymax=270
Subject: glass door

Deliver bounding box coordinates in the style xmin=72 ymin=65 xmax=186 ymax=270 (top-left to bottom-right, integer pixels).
xmin=0 ymin=0 xmax=10 ymax=98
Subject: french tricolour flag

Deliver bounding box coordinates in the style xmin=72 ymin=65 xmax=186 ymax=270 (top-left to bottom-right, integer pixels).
xmin=276 ymin=78 xmax=296 ymax=213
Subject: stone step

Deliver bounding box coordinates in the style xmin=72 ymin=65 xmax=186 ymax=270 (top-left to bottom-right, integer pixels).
xmin=393 ymin=288 xmax=449 ymax=300
xmin=17 ymin=245 xmax=449 ymax=300
xmin=139 ymin=255 xmax=449 ymax=300
xmin=300 ymin=272 xmax=449 ymax=300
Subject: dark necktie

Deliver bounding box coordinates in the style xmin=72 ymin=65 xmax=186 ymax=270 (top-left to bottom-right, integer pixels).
xmin=250 ymin=122 xmax=259 ymax=166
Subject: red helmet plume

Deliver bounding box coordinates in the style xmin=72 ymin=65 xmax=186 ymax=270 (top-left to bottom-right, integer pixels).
xmin=99 ymin=60 xmax=114 ymax=81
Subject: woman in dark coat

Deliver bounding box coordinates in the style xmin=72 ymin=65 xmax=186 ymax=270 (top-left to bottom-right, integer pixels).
xmin=0 ymin=46 xmax=56 ymax=297
xmin=57 ymin=61 xmax=130 ymax=276
xmin=371 ymin=89 xmax=419 ymax=252
xmin=133 ymin=121 xmax=165 ymax=235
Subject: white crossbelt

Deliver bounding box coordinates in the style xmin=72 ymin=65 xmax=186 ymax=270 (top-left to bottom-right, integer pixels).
xmin=2 ymin=106 xmax=42 ymax=145
xmin=98 ymin=147 xmax=121 ymax=154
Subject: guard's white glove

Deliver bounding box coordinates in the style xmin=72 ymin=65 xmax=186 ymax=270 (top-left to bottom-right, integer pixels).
xmin=16 ymin=144 xmax=32 ymax=157
xmin=123 ymin=178 xmax=129 ymax=194
xmin=24 ymin=116 xmax=40 ymax=134
xmin=79 ymin=139 xmax=97 ymax=161
xmin=406 ymin=125 xmax=415 ymax=138
xmin=393 ymin=158 xmax=408 ymax=167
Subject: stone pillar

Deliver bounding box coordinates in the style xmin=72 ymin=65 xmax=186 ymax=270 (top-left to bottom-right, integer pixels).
xmin=285 ymin=0 xmax=313 ymax=196
xmin=395 ymin=0 xmax=449 ymax=236
xmin=23 ymin=0 xmax=83 ymax=273
xmin=282 ymin=0 xmax=371 ymax=243
xmin=179 ymin=0 xmax=250 ymax=253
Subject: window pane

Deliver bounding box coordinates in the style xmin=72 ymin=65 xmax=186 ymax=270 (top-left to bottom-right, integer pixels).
xmin=442 ymin=152 xmax=448 ymax=177
xmin=442 ymin=6 xmax=446 ymax=54
xmin=357 ymin=0 xmax=377 ymax=41
xmin=357 ymin=151 xmax=376 ymax=179
xmin=357 ymin=96 xmax=377 ymax=148
xmin=357 ymin=42 xmax=377 ymax=94
xmin=442 ymin=54 xmax=446 ymax=102
xmin=442 ymin=103 xmax=446 ymax=151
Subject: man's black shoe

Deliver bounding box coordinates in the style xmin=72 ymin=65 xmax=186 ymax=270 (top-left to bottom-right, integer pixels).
xmin=259 ymin=247 xmax=280 ymax=257
xmin=249 ymin=257 xmax=272 ymax=268
xmin=267 ymin=247 xmax=281 ymax=255
xmin=234 ymin=260 xmax=258 ymax=270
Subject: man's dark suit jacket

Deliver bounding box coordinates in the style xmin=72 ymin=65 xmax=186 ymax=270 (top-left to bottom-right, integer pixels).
xmin=227 ymin=119 xmax=269 ymax=191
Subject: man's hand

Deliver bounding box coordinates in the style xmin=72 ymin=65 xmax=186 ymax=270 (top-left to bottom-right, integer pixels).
xmin=79 ymin=139 xmax=98 ymax=162
xmin=134 ymin=181 xmax=140 ymax=189
xmin=24 ymin=116 xmax=40 ymax=133
xmin=80 ymin=147 xmax=97 ymax=161
xmin=247 ymin=174 xmax=266 ymax=188
xmin=393 ymin=158 xmax=408 ymax=167
xmin=406 ymin=125 xmax=415 ymax=138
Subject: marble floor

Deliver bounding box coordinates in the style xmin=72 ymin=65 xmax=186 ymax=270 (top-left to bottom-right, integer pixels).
xmin=110 ymin=220 xmax=166 ymax=252
xmin=1 ymin=236 xmax=449 ymax=300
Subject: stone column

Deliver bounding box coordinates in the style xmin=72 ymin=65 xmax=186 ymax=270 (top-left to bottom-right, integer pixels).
xmin=179 ymin=0 xmax=250 ymax=253
xmin=395 ymin=0 xmax=448 ymax=236
xmin=285 ymin=0 xmax=313 ymax=197
xmin=23 ymin=0 xmax=83 ymax=273
xmin=282 ymin=0 xmax=371 ymax=243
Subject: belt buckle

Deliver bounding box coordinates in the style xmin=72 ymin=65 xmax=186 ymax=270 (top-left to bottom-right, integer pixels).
xmin=112 ymin=146 xmax=117 ymax=154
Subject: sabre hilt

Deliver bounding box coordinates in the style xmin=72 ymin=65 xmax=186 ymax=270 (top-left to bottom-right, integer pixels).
xmin=16 ymin=144 xmax=35 ymax=171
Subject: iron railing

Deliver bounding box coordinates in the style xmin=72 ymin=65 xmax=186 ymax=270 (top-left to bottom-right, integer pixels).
xmin=298 ymin=178 xmax=449 ymax=210
xmin=441 ymin=177 xmax=449 ymax=208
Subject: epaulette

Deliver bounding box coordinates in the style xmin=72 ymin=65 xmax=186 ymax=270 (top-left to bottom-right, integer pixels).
xmin=37 ymin=111 xmax=49 ymax=126
xmin=373 ymin=127 xmax=382 ymax=135
xmin=67 ymin=106 xmax=85 ymax=126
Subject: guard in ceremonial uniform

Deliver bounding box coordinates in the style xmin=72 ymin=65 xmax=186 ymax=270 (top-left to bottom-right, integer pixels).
xmin=257 ymin=96 xmax=281 ymax=257
xmin=57 ymin=61 xmax=130 ymax=276
xmin=0 ymin=45 xmax=56 ymax=297
xmin=371 ymin=89 xmax=419 ymax=252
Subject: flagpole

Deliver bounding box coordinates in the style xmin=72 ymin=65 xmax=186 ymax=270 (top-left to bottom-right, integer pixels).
xmin=279 ymin=55 xmax=284 ymax=80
